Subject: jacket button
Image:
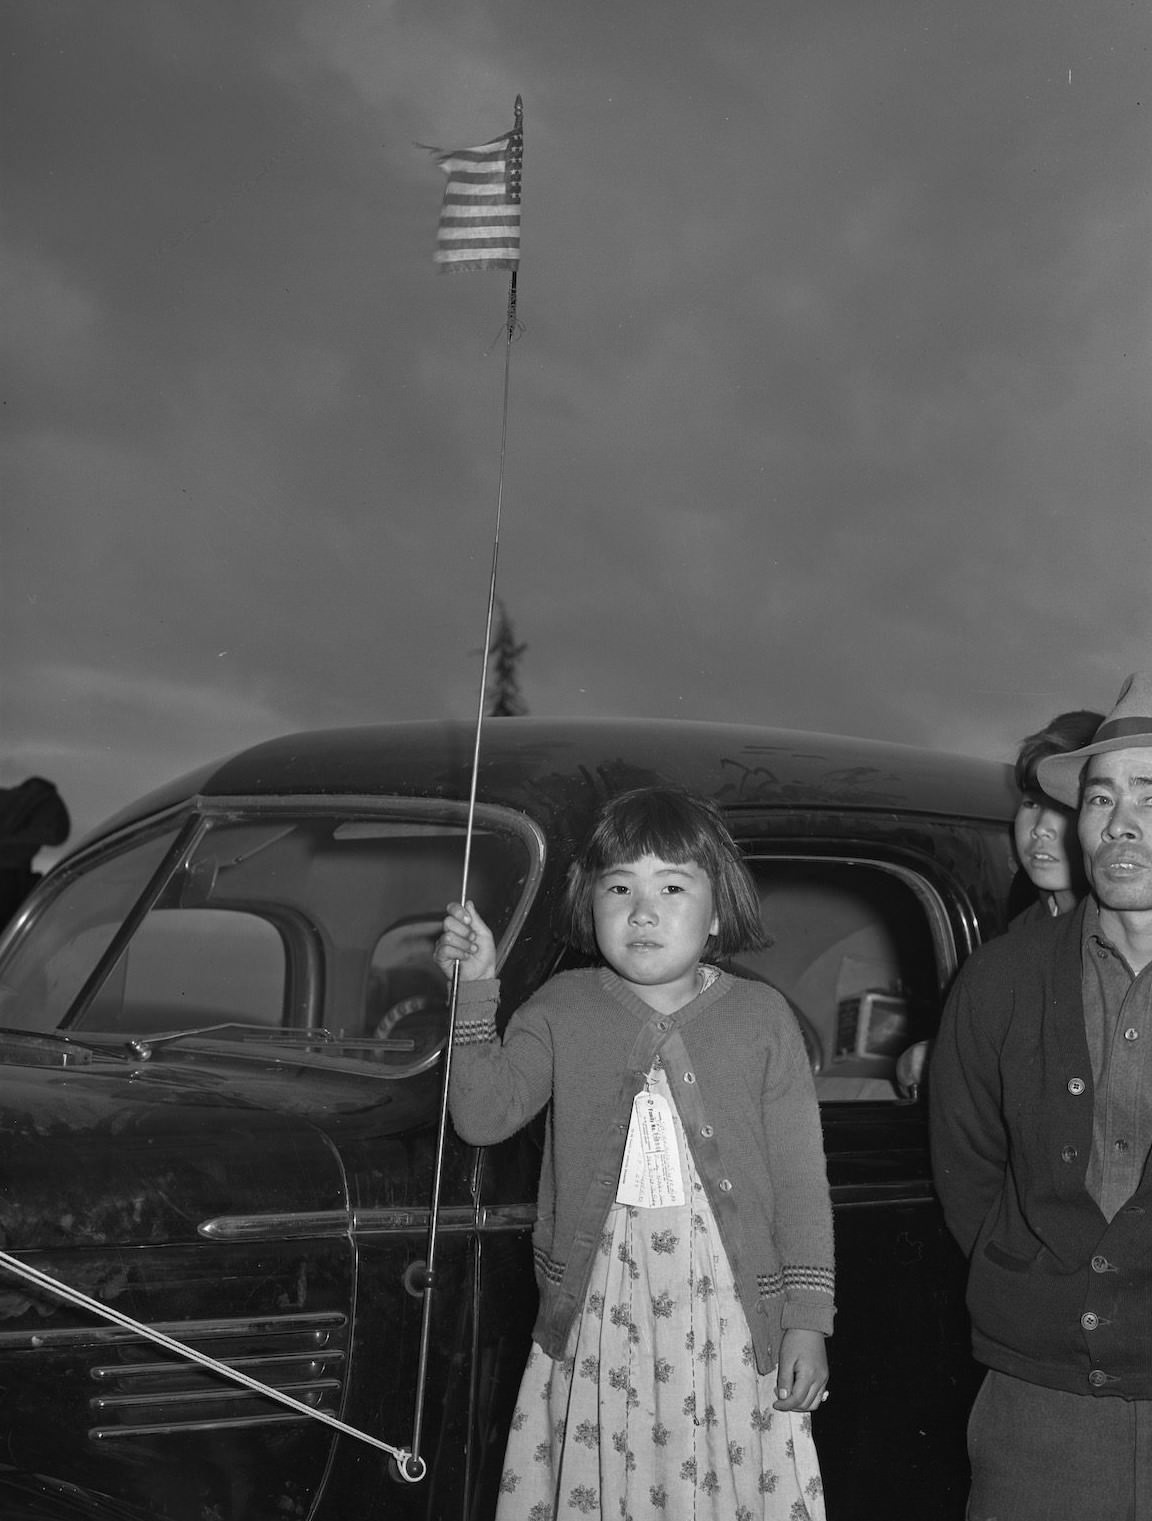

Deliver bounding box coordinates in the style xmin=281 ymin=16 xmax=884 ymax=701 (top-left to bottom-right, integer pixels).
xmin=718 ymin=1178 xmax=732 ymax=1192
xmin=1124 ymin=1027 xmax=1140 ymax=1042
xmin=700 ymin=1125 xmax=714 ymax=1138
xmin=1061 ymin=1145 xmax=1078 ymax=1163
xmin=1091 ymin=1255 xmax=1111 ymax=1273
xmin=1068 ymin=1077 xmax=1086 ymax=1095
xmin=1081 ymin=1312 xmax=1099 ymax=1331
xmin=657 ymin=1019 xmax=671 ymax=1031
xmin=1089 ymin=1369 xmax=1108 ymax=1388
xmin=683 ymin=1072 xmax=696 ymax=1084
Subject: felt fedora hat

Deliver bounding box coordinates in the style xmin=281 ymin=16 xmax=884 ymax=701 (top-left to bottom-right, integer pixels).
xmin=1037 ymin=672 xmax=1152 ymax=807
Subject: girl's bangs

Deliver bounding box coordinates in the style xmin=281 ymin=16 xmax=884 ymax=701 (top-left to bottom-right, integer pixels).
xmin=593 ymin=807 xmax=717 ymax=875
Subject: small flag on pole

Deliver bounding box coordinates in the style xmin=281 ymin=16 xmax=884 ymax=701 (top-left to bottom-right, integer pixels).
xmin=434 ymin=98 xmax=523 ymax=272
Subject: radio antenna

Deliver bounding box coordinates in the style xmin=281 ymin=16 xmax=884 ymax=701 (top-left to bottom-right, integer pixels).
xmin=406 ymin=96 xmax=524 ymax=1481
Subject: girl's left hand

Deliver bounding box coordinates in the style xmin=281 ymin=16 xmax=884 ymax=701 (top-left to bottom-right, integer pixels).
xmin=772 ymin=1328 xmax=829 ymax=1413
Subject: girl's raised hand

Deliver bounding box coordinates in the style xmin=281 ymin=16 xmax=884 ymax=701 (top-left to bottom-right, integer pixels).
xmin=771 ymin=1328 xmax=829 ymax=1413
xmin=435 ymin=901 xmax=497 ymax=983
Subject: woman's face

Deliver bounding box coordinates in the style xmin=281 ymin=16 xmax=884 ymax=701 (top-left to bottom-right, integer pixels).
xmin=1013 ymin=790 xmax=1079 ymax=893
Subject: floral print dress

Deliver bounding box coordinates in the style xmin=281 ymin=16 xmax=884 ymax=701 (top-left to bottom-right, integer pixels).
xmin=495 ymin=1053 xmax=826 ymax=1521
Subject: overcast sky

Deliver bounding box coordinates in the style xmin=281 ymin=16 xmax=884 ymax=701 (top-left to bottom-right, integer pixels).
xmin=4 ymin=0 xmax=1151 ymax=852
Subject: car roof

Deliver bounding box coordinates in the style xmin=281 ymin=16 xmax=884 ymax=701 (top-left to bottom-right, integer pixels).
xmin=76 ymin=717 xmax=1017 ymax=853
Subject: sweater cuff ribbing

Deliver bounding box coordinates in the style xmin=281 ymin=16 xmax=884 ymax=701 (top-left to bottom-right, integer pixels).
xmin=451 ymin=978 xmax=500 ymax=1046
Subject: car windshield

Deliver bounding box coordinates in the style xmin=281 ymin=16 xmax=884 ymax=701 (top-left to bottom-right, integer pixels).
xmin=0 ymin=804 xmax=539 ymax=1077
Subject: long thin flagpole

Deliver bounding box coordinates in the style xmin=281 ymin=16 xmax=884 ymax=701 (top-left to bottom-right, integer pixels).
xmin=405 ymin=135 xmax=522 ymax=1476
xmin=456 ymin=267 xmax=517 ymax=912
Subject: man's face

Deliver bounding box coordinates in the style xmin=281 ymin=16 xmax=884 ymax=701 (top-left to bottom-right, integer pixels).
xmin=1078 ymin=746 xmax=1152 ymax=913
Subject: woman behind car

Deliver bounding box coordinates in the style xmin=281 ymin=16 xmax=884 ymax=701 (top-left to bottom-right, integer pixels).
xmin=1006 ymin=709 xmax=1104 ymax=928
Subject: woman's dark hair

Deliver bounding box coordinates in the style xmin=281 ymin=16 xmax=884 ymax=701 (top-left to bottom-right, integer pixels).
xmin=1014 ymin=710 xmax=1105 ymax=794
xmin=562 ymin=787 xmax=767 ymax=959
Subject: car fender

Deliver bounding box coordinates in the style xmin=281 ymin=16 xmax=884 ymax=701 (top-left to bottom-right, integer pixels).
xmin=0 ymin=1469 xmax=155 ymax=1521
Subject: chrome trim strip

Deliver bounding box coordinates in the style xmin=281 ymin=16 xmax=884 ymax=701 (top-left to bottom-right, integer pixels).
xmin=829 ymin=1180 xmax=935 ymax=1207
xmin=0 ymin=1309 xmax=346 ymax=1353
xmin=197 ymin=1210 xmax=351 ymax=1240
xmin=479 ymin=1202 xmax=537 ymax=1230
xmin=195 ymin=1199 xmax=538 ymax=1241
xmin=90 ymin=1350 xmax=344 ymax=1381
xmin=90 ymin=1409 xmax=332 ymax=1440
xmin=354 ymin=1205 xmax=473 ymax=1234
xmin=91 ymin=1378 xmax=340 ymax=1412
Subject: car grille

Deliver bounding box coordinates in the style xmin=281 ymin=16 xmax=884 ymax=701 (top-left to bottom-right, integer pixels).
xmin=21 ymin=1309 xmax=348 ymax=1440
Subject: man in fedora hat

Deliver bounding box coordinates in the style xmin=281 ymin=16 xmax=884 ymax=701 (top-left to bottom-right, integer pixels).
xmin=931 ymin=672 xmax=1152 ymax=1521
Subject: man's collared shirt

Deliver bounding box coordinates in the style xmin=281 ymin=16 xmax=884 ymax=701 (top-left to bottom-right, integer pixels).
xmin=1082 ymin=898 xmax=1152 ymax=1220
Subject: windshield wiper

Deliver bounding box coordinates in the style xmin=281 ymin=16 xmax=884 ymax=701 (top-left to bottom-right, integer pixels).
xmin=122 ymin=1024 xmax=417 ymax=1060
xmin=0 ymin=1027 xmax=116 ymax=1067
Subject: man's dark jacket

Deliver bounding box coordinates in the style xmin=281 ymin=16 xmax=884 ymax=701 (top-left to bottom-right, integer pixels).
xmin=930 ymin=901 xmax=1152 ymax=1400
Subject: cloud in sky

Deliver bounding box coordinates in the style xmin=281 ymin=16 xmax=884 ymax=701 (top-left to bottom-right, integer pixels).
xmin=3 ymin=0 xmax=1151 ymax=847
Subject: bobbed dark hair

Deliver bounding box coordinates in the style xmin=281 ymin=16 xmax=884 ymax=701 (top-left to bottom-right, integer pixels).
xmin=1014 ymin=709 xmax=1105 ymax=795
xmin=562 ymin=787 xmax=767 ymax=959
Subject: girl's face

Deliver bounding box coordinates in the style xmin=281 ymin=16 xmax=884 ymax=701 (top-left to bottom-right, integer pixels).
xmin=592 ymin=852 xmax=719 ymax=1012
xmin=1013 ymin=790 xmax=1078 ymax=893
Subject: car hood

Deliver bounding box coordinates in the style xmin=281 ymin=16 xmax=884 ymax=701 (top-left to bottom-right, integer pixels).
xmin=0 ymin=1034 xmax=386 ymax=1255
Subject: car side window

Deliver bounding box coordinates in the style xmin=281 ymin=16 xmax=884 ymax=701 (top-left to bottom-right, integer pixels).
xmin=0 ymin=809 xmax=538 ymax=1070
xmin=732 ymin=858 xmax=948 ymax=1102
xmin=74 ymin=909 xmax=287 ymax=1035
xmin=361 ymin=915 xmax=449 ymax=1075
xmin=0 ymin=824 xmax=182 ymax=1035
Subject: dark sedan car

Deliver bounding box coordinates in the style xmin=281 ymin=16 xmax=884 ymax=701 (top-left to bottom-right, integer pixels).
xmin=0 ymin=718 xmax=1018 ymax=1520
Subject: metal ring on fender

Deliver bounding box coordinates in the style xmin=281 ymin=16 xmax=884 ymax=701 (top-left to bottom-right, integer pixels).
xmin=398 ymin=1452 xmax=428 ymax=1483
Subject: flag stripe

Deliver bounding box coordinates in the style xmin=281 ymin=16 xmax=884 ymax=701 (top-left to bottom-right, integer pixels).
xmin=441 ymin=175 xmax=511 ymax=190
xmin=439 ymin=216 xmax=521 ymax=230
xmin=440 ymin=202 xmax=521 ymax=216
xmin=438 ymin=252 xmax=520 ymax=263
xmin=438 ymin=240 xmax=520 ymax=253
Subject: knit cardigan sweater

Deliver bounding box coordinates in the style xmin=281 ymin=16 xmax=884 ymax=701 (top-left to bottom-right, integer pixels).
xmin=449 ymin=966 xmax=835 ymax=1377
xmin=930 ymin=902 xmax=1152 ymax=1400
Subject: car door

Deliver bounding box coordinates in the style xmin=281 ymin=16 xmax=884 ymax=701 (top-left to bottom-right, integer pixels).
xmin=729 ymin=817 xmax=1010 ymax=1519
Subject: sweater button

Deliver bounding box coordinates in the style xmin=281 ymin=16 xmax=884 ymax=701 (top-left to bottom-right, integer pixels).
xmin=1124 ymin=1027 xmax=1140 ymax=1042
xmin=1061 ymin=1145 xmax=1078 ymax=1163
xmin=700 ymin=1125 xmax=714 ymax=1138
xmin=683 ymin=1072 xmax=696 ymax=1084
xmin=718 ymin=1178 xmax=732 ymax=1192
xmin=1067 ymin=1077 xmax=1086 ymax=1095
xmin=1081 ymin=1312 xmax=1099 ymax=1331
xmin=1089 ymin=1369 xmax=1108 ymax=1388
xmin=656 ymin=1019 xmax=671 ymax=1031
xmin=1091 ymin=1255 xmax=1111 ymax=1273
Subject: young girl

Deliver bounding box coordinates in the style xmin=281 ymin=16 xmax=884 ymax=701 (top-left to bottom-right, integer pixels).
xmin=436 ymin=787 xmax=834 ymax=1521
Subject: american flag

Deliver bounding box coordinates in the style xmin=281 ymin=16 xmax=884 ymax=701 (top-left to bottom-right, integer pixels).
xmin=434 ymin=108 xmax=523 ymax=272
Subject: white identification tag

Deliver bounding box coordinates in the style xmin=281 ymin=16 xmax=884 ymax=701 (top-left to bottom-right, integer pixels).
xmin=616 ymin=1090 xmax=685 ymax=1208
